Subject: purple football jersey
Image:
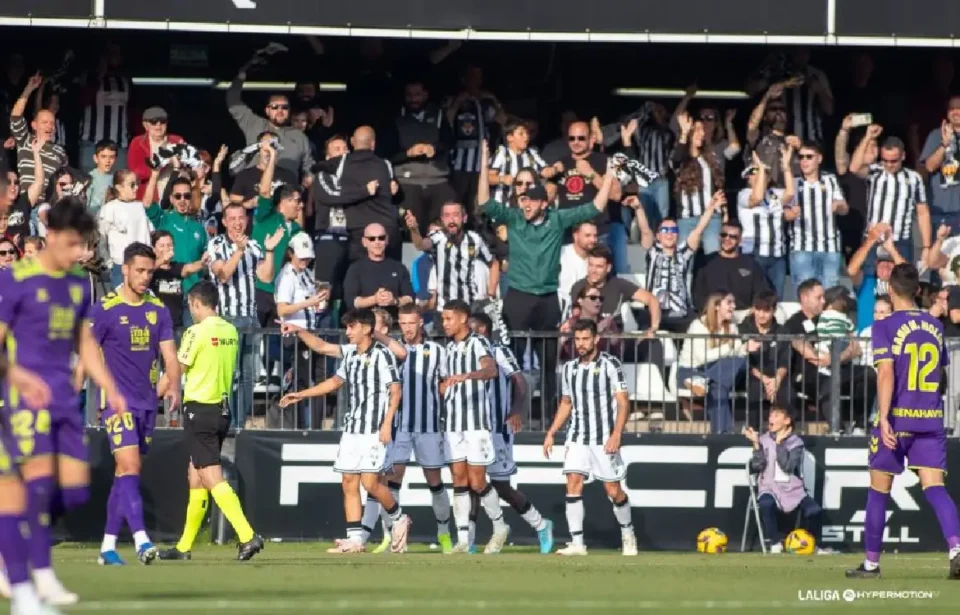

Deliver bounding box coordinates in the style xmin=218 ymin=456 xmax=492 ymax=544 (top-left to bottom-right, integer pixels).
xmin=871 ymin=309 xmax=948 ymax=433
xmin=0 ymin=260 xmax=91 ymax=398
xmin=90 ymin=291 xmax=173 ymax=413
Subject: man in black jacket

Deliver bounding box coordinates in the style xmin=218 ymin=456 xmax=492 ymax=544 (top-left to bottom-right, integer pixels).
xmin=692 ymin=220 xmax=771 ymax=313
xmin=313 ymin=125 xmax=400 ymax=263
xmin=383 ymin=80 xmax=457 ymax=237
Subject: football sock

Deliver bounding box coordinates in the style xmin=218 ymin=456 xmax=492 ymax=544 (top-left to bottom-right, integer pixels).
xmin=25 ymin=477 xmax=55 ymax=571
xmin=864 ymin=488 xmax=888 ymax=567
xmin=0 ymin=515 xmax=30 ymax=585
xmin=452 ymin=486 xmax=470 ymax=544
xmin=361 ymin=497 xmax=382 ymax=542
xmin=429 ymin=483 xmax=451 ymax=535
xmin=379 ymin=481 xmax=402 ymax=532
xmin=922 ymin=485 xmax=960 ymax=552
xmin=566 ymin=495 xmax=584 ymax=547
xmin=116 ymin=475 xmax=149 ymax=548
xmin=346 ymin=523 xmax=364 ymax=544
xmin=468 ymin=489 xmax=480 ymax=544
xmin=610 ymin=495 xmax=633 ymax=531
xmin=175 ymin=489 xmax=208 ymax=552
xmin=479 ymin=485 xmax=508 ymax=531
xmin=493 ymin=481 xmax=546 ymax=532
xmin=102 ymin=481 xmax=122 ymax=552
xmin=210 ymin=482 xmax=255 ymax=544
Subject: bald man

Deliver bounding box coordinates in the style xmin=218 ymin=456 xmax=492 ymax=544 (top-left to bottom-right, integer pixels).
xmin=313 ymin=126 xmax=402 ymax=262
xmin=342 ymin=222 xmax=414 ymax=320
xmin=9 ymin=73 xmax=68 ymax=192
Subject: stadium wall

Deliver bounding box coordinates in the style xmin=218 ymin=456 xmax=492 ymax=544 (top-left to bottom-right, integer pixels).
xmin=73 ymin=429 xmax=952 ymax=552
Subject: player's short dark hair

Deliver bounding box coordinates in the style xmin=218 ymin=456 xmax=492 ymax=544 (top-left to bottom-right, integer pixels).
xmin=94 ymin=139 xmax=119 ymax=155
xmin=572 ymin=319 xmax=598 ymax=336
xmin=123 ymin=242 xmax=156 ymax=265
xmin=587 ymin=245 xmax=613 ymax=266
xmin=889 ymin=263 xmax=920 ymax=299
xmin=342 ymin=308 xmax=376 ymax=330
xmin=46 ymin=196 xmax=96 ymax=236
xmin=797 ymin=278 xmax=823 ymax=297
xmin=752 ymin=290 xmax=778 ymax=312
xmin=469 ymin=311 xmax=494 ymax=334
xmin=151 ymin=230 xmax=173 ymax=245
xmin=398 ymin=303 xmax=422 ymax=316
xmin=442 ymin=299 xmax=471 ymax=317
xmin=881 ymin=136 xmax=905 ymax=152
xmin=187 ymin=281 xmax=219 ymax=309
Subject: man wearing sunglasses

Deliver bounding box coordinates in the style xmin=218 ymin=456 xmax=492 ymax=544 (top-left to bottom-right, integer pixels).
xmin=343 ymin=222 xmax=414 ymax=321
xmin=227 ymin=63 xmax=315 ymax=186
xmin=692 ymin=220 xmax=771 ymax=316
xmin=127 ymin=106 xmax=184 ymax=201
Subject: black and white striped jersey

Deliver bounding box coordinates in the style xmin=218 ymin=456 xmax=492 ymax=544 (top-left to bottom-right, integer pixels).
xmin=645 ymin=244 xmax=695 ymax=316
xmin=635 ymin=126 xmax=674 ymax=176
xmin=206 ymin=234 xmax=264 ymax=319
xmin=561 ymin=352 xmax=628 ymax=446
xmin=785 ymin=71 xmax=829 ymax=145
xmin=490 ymin=145 xmax=547 ymax=203
xmin=866 ymin=164 xmax=927 ymax=242
xmin=444 ymin=332 xmax=494 ymax=433
xmin=488 ymin=344 xmax=522 ymax=435
xmin=790 ymin=173 xmax=845 ymax=253
xmin=427 ymin=230 xmax=493 ymax=309
xmin=80 ymin=75 xmax=130 ymax=147
xmin=675 ymin=156 xmax=714 ymax=219
xmin=336 ymin=341 xmax=401 ymax=435
xmin=398 ymin=340 xmax=446 ymax=434
xmin=737 ymin=187 xmax=786 ymax=258
xmin=449 ymin=97 xmax=498 ymax=173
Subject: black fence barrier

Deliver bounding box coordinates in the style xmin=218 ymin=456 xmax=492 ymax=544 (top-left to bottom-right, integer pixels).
xmin=233 ymin=430 xmax=951 ymax=552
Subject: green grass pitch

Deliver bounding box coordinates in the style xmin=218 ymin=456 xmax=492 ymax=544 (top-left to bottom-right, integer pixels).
xmin=11 ymin=544 xmax=960 ymax=614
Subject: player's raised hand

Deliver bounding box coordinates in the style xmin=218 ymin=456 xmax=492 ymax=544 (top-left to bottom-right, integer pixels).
xmin=275 ymin=319 xmax=303 ymax=336
xmin=506 ymin=412 xmax=522 ymax=434
xmin=542 ymin=432 xmax=555 ymax=459
xmin=8 ymin=365 xmax=51 ymax=409
xmin=278 ymin=392 xmax=301 ymax=408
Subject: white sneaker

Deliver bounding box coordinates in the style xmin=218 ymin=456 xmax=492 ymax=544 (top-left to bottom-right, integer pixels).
xmin=816 ymin=547 xmax=837 ymax=555
xmin=683 ymin=377 xmax=708 ymax=397
xmin=13 ymin=600 xmax=65 ymax=615
xmin=449 ymin=542 xmax=471 ymax=554
xmin=484 ymin=524 xmax=511 ymax=554
xmin=557 ymin=543 xmax=588 ymax=556
xmin=34 ymin=577 xmax=78 ymax=607
xmin=769 ymin=543 xmax=783 ymax=554
xmin=327 ymin=540 xmax=365 ymax=554
xmin=390 ymin=515 xmax=411 ymax=553
xmin=621 ymin=531 xmax=638 ymax=556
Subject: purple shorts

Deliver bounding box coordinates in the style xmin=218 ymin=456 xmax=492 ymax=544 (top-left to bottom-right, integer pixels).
xmin=103 ymin=407 xmax=156 ymax=455
xmin=868 ymin=427 xmax=947 ymax=475
xmin=1 ymin=401 xmax=87 ymax=464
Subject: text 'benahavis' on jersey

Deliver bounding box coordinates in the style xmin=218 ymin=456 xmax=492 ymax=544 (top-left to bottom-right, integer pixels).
xmin=561 ymin=351 xmax=628 ymax=447
xmin=337 ymin=341 xmax=401 ymax=435
xmin=0 ymin=259 xmax=92 ymax=461
xmin=90 ymin=290 xmax=174 ymax=451
xmin=444 ymin=332 xmax=494 ymax=433
xmin=869 ymin=309 xmax=949 ymax=475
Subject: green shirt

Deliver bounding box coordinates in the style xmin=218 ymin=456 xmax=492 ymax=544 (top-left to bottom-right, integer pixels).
xmin=481 ymin=199 xmax=600 ymax=295
xmin=251 ymin=195 xmax=301 ymax=294
xmin=178 ymin=315 xmax=239 ymax=404
xmin=144 ymin=202 xmax=208 ymax=292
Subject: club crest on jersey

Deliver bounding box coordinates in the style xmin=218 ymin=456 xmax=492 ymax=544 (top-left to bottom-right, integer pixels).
xmin=69 ymin=285 xmax=83 ymax=306
xmin=35 ymin=288 xmax=48 ymax=303
xmin=113 ymin=434 xmax=122 ymax=446
xmin=468 ymin=246 xmax=476 ymax=257
xmin=146 ymin=311 xmax=157 ymax=325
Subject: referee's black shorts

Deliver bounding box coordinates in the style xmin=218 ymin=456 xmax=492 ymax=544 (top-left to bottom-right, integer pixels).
xmin=183 ymin=403 xmax=230 ymax=469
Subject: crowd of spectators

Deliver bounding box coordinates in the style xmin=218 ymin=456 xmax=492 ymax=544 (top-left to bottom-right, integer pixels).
xmin=3 ymin=42 xmax=960 ymax=436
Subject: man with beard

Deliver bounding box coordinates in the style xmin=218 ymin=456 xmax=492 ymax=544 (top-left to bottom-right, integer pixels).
xmin=405 ymin=201 xmax=498 ymax=310
xmin=229 ymin=131 xmax=299 ymax=210
xmin=8 ymin=72 xmax=67 ymax=192
xmin=745 ymin=81 xmax=802 ymax=189
xmin=386 ymin=80 xmax=456 ymax=237
xmin=692 ymin=220 xmax=771 ymax=314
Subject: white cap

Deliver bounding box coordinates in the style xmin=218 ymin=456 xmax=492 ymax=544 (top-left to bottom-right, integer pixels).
xmin=289 ymin=232 xmax=315 ymax=259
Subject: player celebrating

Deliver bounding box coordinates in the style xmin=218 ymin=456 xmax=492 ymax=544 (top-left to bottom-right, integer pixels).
xmin=470 ymin=312 xmax=554 ymax=553
xmin=90 ymin=243 xmax=180 ymax=566
xmin=543 ymin=319 xmax=638 ymax=556
xmin=279 ymin=309 xmax=411 ymax=554
xmin=0 ymin=358 xmax=64 ymax=615
xmin=847 ymin=263 xmax=960 ymax=579
xmin=440 ymin=300 xmax=511 ymax=553
xmin=0 ymin=197 xmax=129 ymax=605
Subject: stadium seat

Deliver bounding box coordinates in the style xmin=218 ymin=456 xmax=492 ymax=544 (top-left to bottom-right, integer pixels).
xmin=776 ymin=302 xmax=801 ymax=324
xmin=621 ymin=362 xmax=675 ymax=406
xmin=617 ymin=272 xmax=646 ymax=289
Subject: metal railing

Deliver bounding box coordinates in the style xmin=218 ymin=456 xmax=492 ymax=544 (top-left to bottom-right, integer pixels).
xmin=81 ymin=328 xmax=960 ymax=437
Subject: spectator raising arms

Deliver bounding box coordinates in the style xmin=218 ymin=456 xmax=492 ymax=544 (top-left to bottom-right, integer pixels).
xmin=672 ymin=112 xmax=725 ymax=254
xmin=9 ymin=71 xmax=68 ymax=193
xmin=127 ymin=106 xmax=184 ymax=201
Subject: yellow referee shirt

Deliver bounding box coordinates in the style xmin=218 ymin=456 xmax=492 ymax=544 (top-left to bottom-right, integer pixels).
xmin=177 ymin=315 xmax=239 ymax=404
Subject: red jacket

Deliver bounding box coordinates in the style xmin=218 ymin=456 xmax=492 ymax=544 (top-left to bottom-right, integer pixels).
xmin=127 ymin=133 xmax=185 ymax=200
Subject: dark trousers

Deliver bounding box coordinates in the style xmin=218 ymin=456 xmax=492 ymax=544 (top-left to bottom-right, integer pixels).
xmin=796 ymin=362 xmax=876 ymax=429
xmin=314 ymin=233 xmax=350 ymax=302
xmin=450 ymin=171 xmax=480 ymax=211
xmin=758 ymin=493 xmax=822 ymax=546
xmin=399 ymin=181 xmax=457 ymax=235
xmin=347 ymin=224 xmax=402 ymax=264
xmin=502 ymin=289 xmax=562 ymax=415
xmin=255 ymin=289 xmax=280 ymax=377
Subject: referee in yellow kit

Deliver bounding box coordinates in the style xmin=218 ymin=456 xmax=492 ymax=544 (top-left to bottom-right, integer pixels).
xmin=159 ymin=281 xmax=264 ymax=561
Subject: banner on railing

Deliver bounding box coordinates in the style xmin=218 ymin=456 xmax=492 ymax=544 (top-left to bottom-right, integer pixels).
xmin=234 ymin=430 xmax=949 ymax=551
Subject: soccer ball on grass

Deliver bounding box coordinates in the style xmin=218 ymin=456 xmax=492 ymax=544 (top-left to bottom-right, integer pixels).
xmin=696 ymin=527 xmax=728 ymax=554
xmin=783 ymin=529 xmax=815 ymax=555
